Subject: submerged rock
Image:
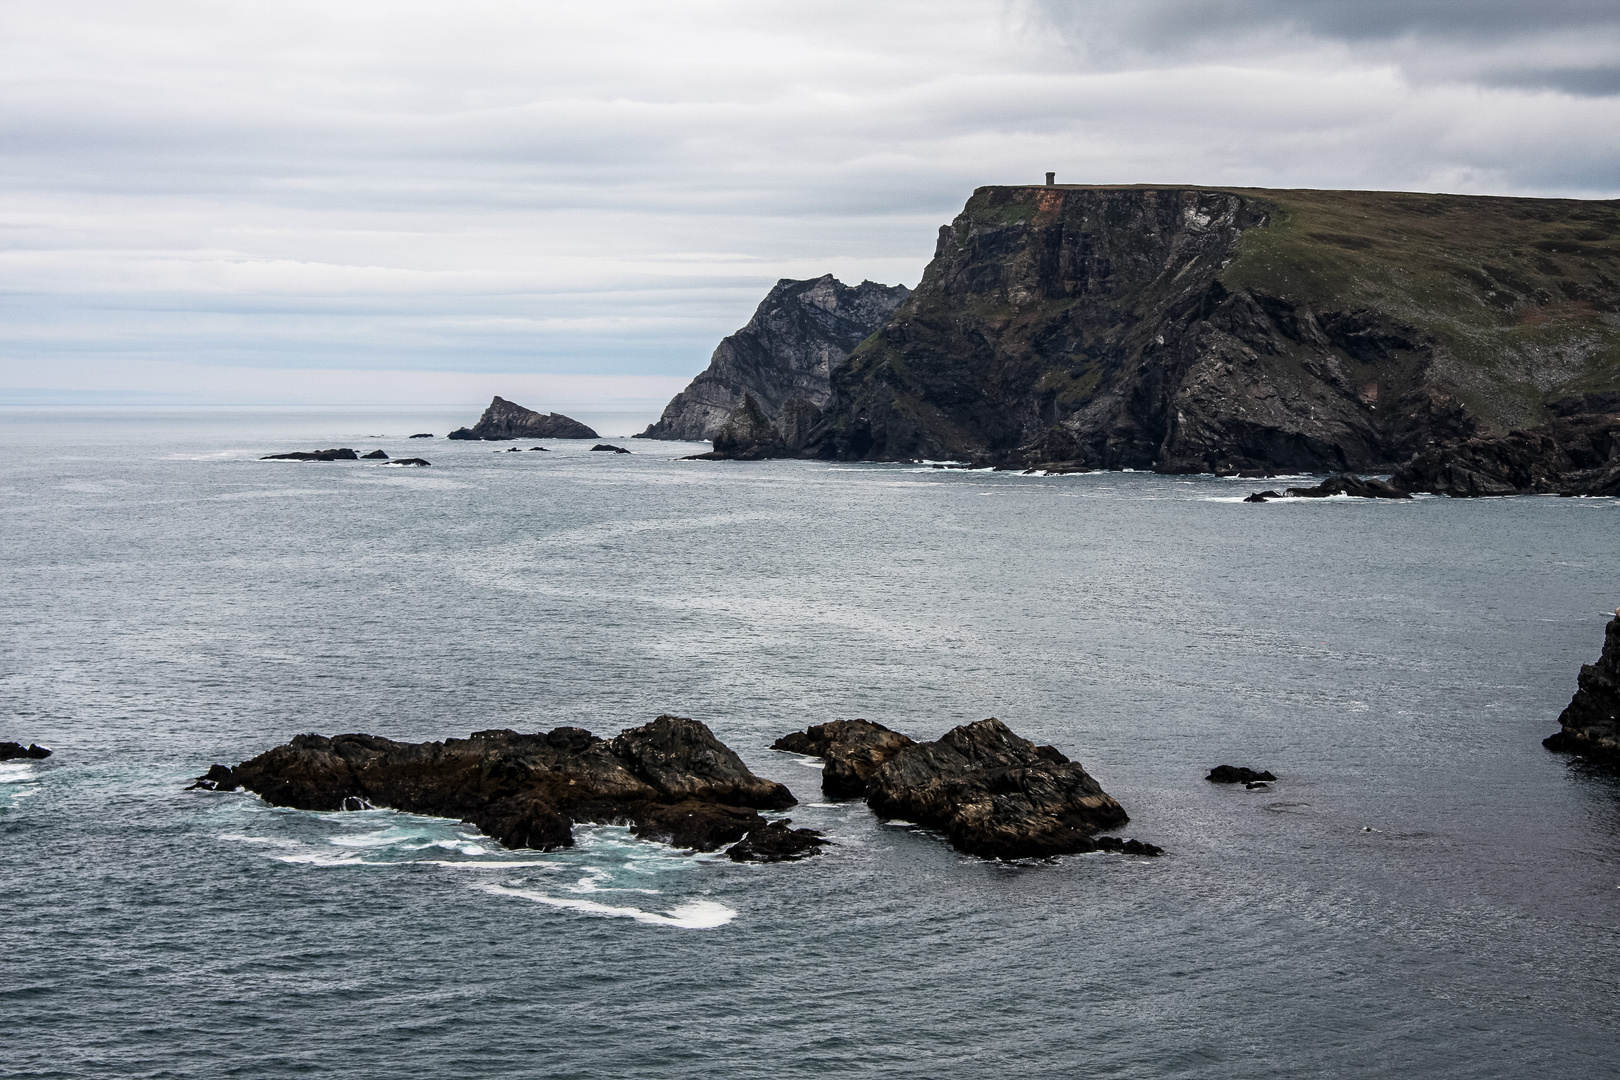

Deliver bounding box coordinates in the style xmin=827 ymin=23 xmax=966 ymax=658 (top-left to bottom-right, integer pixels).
xmin=190 ymin=715 xmax=795 ymax=853
xmin=1544 ymin=613 xmax=1620 ymax=761
xmin=362 ymin=450 xmax=389 ymax=459
xmin=725 ymin=819 xmax=829 ymax=862
xmin=261 ymin=448 xmax=359 ymax=461
xmin=864 ymin=718 xmax=1129 ymax=860
xmin=771 ymin=719 xmax=916 ymax=798
xmin=1206 ymin=765 xmax=1278 ymax=784
xmin=386 ymin=458 xmax=431 ymax=467
xmin=1244 ymin=490 xmax=1282 ymax=503
xmin=0 ymin=742 xmax=51 ymax=761
xmin=409 ymin=433 xmax=434 ymax=438
xmin=447 ymin=396 xmax=599 ymax=441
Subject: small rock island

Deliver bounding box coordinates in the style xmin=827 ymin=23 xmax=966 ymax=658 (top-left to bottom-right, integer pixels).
xmin=1545 ymin=612 xmax=1620 ymax=761
xmin=192 ymin=715 xmax=826 ymax=861
xmin=448 ymin=396 xmax=599 ymax=441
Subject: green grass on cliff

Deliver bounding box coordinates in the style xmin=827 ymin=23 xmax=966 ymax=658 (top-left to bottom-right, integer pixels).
xmin=971 ymin=184 xmax=1620 ymax=430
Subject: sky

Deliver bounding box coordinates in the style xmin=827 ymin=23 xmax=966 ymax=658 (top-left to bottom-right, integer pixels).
xmin=3 ymin=0 xmax=1617 ymax=407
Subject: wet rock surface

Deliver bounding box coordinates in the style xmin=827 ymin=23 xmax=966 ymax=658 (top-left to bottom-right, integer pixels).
xmin=261 ymin=448 xmax=359 ymax=461
xmin=771 ymin=719 xmax=916 ymax=798
xmin=447 ymin=396 xmax=598 ymax=441
xmin=725 ymin=819 xmax=828 ymax=862
xmin=864 ymin=718 xmax=1129 ymax=860
xmin=190 ymin=715 xmax=795 ymax=852
xmin=1093 ymin=836 xmax=1164 ymax=856
xmin=590 ymin=444 xmax=631 ymax=454
xmin=0 ymin=742 xmax=52 ymax=761
xmin=1544 ymin=614 xmax=1620 ymax=761
xmin=1207 ymin=765 xmax=1277 ymax=784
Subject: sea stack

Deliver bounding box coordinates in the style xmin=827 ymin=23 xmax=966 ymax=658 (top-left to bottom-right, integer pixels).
xmin=1545 ymin=613 xmax=1620 ymax=761
xmin=448 ymin=397 xmax=599 ymax=440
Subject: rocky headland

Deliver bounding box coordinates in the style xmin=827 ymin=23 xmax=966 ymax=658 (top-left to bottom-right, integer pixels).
xmin=775 ymin=717 xmax=1143 ymax=860
xmin=680 ymin=185 xmax=1619 ymax=496
xmin=635 ymin=274 xmax=910 ymax=444
xmin=192 ymin=715 xmax=825 ymax=861
xmin=1544 ymin=613 xmax=1620 ymax=762
xmin=448 ymin=397 xmax=599 ymax=441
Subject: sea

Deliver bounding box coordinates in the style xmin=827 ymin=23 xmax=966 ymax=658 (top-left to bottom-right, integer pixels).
xmin=3 ymin=405 xmax=1618 ymax=1079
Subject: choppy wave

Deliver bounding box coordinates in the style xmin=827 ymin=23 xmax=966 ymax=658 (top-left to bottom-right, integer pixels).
xmin=474 ymin=883 xmax=736 ymax=929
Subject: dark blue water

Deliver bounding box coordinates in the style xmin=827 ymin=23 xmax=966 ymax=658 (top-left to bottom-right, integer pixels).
xmin=4 ymin=407 xmax=1618 ymax=1078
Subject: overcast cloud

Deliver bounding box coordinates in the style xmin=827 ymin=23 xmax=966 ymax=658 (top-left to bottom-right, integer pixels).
xmin=2 ymin=0 xmax=1616 ymax=405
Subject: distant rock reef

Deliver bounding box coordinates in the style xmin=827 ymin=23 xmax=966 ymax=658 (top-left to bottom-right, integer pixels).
xmin=449 ymin=396 xmax=599 ymax=440
xmin=193 ymin=716 xmax=824 ymax=862
xmin=635 ymin=274 xmax=910 ymax=443
xmin=669 ymin=185 xmax=1619 ymax=496
xmin=1545 ymin=613 xmax=1620 ymax=762
xmin=772 ymin=717 xmax=1155 ymax=860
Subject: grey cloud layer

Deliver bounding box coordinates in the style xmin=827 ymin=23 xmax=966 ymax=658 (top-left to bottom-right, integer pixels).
xmin=1 ymin=0 xmax=1616 ymax=403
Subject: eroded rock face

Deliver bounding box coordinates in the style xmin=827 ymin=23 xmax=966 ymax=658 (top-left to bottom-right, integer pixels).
xmin=447 ymin=396 xmax=599 ymax=440
xmin=191 ymin=715 xmax=794 ymax=852
xmin=1545 ymin=615 xmax=1620 ymax=761
xmin=0 ymin=742 xmax=51 ymax=761
xmin=637 ymin=274 xmax=911 ymax=444
xmin=864 ymin=718 xmax=1128 ymax=860
xmin=771 ymin=719 xmax=916 ymax=798
xmin=1393 ymin=411 xmax=1620 ymax=497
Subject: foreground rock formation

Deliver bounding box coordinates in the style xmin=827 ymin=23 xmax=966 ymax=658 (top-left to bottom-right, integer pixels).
xmin=776 ymin=717 xmax=1138 ymax=860
xmin=448 ymin=397 xmax=599 ymax=441
xmin=0 ymin=742 xmax=51 ymax=761
xmin=192 ymin=715 xmax=824 ymax=858
xmin=636 ymin=275 xmax=911 ymax=443
xmin=688 ymin=185 xmax=1619 ymax=486
xmin=1545 ymin=614 xmax=1620 ymax=761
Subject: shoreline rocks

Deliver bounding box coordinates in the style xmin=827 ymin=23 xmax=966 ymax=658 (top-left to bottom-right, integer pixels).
xmin=0 ymin=742 xmax=52 ymax=761
xmin=771 ymin=719 xmax=915 ymax=798
xmin=191 ymin=715 xmax=795 ymax=853
xmin=448 ymin=396 xmax=599 ymax=441
xmin=1544 ymin=613 xmax=1620 ymax=761
xmin=724 ymin=819 xmax=828 ymax=862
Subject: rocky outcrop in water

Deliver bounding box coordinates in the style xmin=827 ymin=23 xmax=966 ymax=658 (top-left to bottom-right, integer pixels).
xmin=771 ymin=719 xmax=916 ymax=798
xmin=696 ymin=186 xmax=1619 ymax=475
xmin=1544 ymin=614 xmax=1620 ymax=761
xmin=362 ymin=450 xmax=388 ymax=459
xmin=1206 ymin=766 xmax=1277 ymax=784
xmin=865 ymin=718 xmax=1128 ymax=859
xmin=448 ymin=397 xmax=599 ymax=441
xmin=636 ymin=275 xmax=911 ymax=443
xmin=724 ymin=819 xmax=828 ymax=862
xmin=0 ymin=742 xmax=51 ymax=761
xmin=262 ymin=448 xmax=359 ymax=461
xmin=590 ymin=444 xmax=631 ymax=454
xmin=386 ymin=457 xmax=431 ymax=467
xmin=192 ymin=715 xmax=796 ymax=852
xmin=1282 ymin=475 xmax=1410 ymax=499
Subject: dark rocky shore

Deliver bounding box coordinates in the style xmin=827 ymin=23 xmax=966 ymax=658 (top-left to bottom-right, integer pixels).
xmin=448 ymin=396 xmax=598 ymax=441
xmin=192 ymin=715 xmax=825 ymax=861
xmin=775 ymin=717 xmax=1143 ymax=860
xmin=1545 ymin=613 xmax=1620 ymax=761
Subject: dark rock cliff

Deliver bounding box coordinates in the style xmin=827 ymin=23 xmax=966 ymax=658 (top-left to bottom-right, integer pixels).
xmin=635 ymin=274 xmax=911 ymax=442
xmin=449 ymin=396 xmax=598 ymax=440
xmin=706 ymin=185 xmax=1620 ymax=475
xmin=1545 ymin=614 xmax=1620 ymax=761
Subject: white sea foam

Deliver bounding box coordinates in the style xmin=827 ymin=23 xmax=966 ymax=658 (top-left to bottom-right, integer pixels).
xmin=794 ymin=759 xmax=826 ymax=770
xmin=219 ymin=832 xmax=304 ymax=849
xmin=475 ymin=883 xmax=736 ymax=928
xmin=0 ymin=762 xmax=39 ymax=783
xmin=422 ymin=859 xmax=560 ymax=869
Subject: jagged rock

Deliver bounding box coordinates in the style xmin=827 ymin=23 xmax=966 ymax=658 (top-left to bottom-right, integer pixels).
xmin=637 ymin=275 xmax=911 ymax=443
xmin=1206 ymin=765 xmax=1278 ymax=784
xmin=770 ymin=719 xmax=916 ymax=798
xmin=1093 ymin=836 xmax=1164 ymax=856
xmin=362 ymin=450 xmax=389 ymax=459
xmin=261 ymin=448 xmax=359 ymax=461
xmin=447 ymin=396 xmax=599 ymax=440
xmin=1393 ymin=412 xmax=1620 ymax=497
xmin=1244 ymin=490 xmax=1282 ymax=502
xmin=409 ymin=433 xmax=434 ymax=438
xmin=0 ymin=742 xmax=51 ymax=761
xmin=590 ymin=444 xmax=631 ymax=454
xmin=725 ymin=819 xmax=829 ymax=862
xmin=1283 ymin=474 xmax=1411 ymax=499
xmin=189 ymin=715 xmax=795 ymax=852
xmin=386 ymin=458 xmax=430 ymax=467
xmin=864 ymin=718 xmax=1128 ymax=860
xmin=1544 ymin=614 xmax=1620 ymax=761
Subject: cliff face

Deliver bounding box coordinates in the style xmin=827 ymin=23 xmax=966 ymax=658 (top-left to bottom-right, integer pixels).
xmin=448 ymin=396 xmax=598 ymax=440
xmin=635 ymin=274 xmax=911 ymax=442
xmin=739 ymin=185 xmax=1619 ymax=472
